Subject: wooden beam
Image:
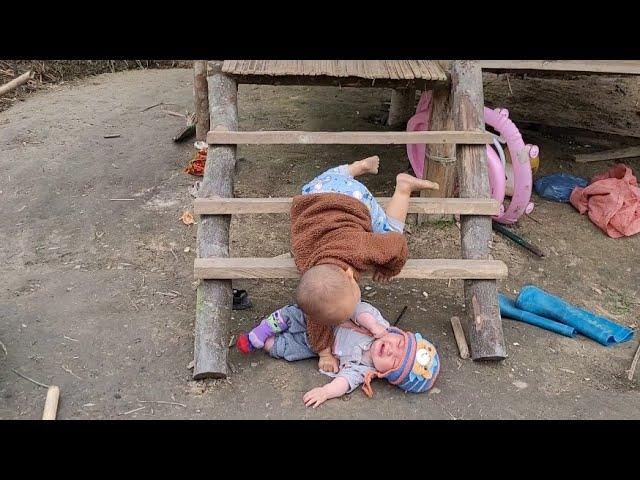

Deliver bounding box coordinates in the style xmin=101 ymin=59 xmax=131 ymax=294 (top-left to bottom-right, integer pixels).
xmin=215 ymin=72 xmax=438 ymax=90
xmin=194 ymin=197 xmax=500 ymax=216
xmin=207 ymin=130 xmax=493 ymax=145
xmin=419 ymin=84 xmax=458 ymax=224
xmin=193 ymin=60 xmax=210 ymax=142
xmin=452 ymin=60 xmax=507 ymax=361
xmin=478 ymin=60 xmax=640 ymax=76
xmin=573 ymin=145 xmax=640 ymax=163
xmin=194 ymin=258 xmax=508 ymax=280
xmin=193 ymin=61 xmax=238 ymax=380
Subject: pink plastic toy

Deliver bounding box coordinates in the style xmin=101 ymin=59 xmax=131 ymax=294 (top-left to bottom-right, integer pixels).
xmin=406 ymin=92 xmax=539 ymax=224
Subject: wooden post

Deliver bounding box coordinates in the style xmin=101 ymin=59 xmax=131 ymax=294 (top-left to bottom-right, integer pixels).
xmin=193 ymin=60 xmax=238 ymax=379
xmin=418 ymin=84 xmax=457 ymax=225
xmin=387 ymin=88 xmax=415 ymax=127
xmin=451 ymin=61 xmax=506 ymax=361
xmin=193 ymin=60 xmax=210 ymax=142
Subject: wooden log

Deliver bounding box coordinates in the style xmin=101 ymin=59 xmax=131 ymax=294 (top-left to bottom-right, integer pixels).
xmin=388 ymin=88 xmax=416 ymax=126
xmin=193 ymin=61 xmax=210 ymax=142
xmin=194 ymin=197 xmax=499 ymax=216
xmin=573 ymin=145 xmax=640 ymax=163
xmin=452 ymin=61 xmax=507 ymax=361
xmin=207 ymin=130 xmax=493 ymax=145
xmin=0 ymin=70 xmax=34 ymax=97
xmin=42 ymin=386 xmax=60 ymax=420
xmin=419 ymin=84 xmax=457 ymax=224
xmin=194 ymin=258 xmax=508 ymax=280
xmin=193 ymin=61 xmax=238 ymax=380
xmin=450 ymin=316 xmax=470 ymax=359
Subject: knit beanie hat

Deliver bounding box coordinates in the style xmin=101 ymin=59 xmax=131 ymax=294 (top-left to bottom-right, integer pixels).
xmin=362 ymin=327 xmax=440 ymax=397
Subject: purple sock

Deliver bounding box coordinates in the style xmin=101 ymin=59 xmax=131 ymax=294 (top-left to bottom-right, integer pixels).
xmin=248 ymin=310 xmax=289 ymax=348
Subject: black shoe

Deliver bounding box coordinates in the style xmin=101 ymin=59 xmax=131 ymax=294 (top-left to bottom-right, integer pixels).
xmin=232 ymin=289 xmax=252 ymax=310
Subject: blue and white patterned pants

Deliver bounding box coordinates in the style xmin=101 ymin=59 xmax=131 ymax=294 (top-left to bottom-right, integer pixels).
xmin=301 ymin=165 xmax=404 ymax=233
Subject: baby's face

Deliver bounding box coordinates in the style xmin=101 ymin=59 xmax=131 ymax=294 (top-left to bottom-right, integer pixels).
xmin=370 ymin=331 xmax=406 ymax=374
xmin=325 ymin=268 xmax=361 ymax=324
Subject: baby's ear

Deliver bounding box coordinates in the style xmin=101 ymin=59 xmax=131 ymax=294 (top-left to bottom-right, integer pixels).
xmin=345 ymin=266 xmax=356 ymax=280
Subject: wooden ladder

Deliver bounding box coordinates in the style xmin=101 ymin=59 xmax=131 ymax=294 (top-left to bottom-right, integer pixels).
xmin=192 ymin=60 xmax=507 ymax=380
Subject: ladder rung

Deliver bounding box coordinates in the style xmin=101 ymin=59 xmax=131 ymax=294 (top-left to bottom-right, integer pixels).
xmin=194 ymin=197 xmax=499 ymax=216
xmin=194 ymin=258 xmax=508 ymax=280
xmin=207 ymin=130 xmax=493 ymax=145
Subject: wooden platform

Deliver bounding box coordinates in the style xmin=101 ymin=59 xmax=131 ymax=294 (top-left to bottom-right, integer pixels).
xmin=194 ymin=197 xmax=500 ymax=216
xmin=219 ymin=60 xmax=448 ymax=88
xmin=194 ymin=258 xmax=508 ymax=280
xmin=477 ymin=60 xmax=640 ymax=76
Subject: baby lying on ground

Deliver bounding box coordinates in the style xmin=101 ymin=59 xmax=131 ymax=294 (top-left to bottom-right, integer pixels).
xmin=237 ymin=301 xmax=440 ymax=407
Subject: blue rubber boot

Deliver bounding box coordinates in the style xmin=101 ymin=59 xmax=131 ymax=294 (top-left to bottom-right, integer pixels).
xmin=499 ymin=294 xmax=576 ymax=338
xmin=515 ymin=285 xmax=634 ymax=346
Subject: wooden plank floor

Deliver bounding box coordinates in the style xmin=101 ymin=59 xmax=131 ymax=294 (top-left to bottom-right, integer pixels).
xmin=222 ymin=60 xmax=447 ymax=81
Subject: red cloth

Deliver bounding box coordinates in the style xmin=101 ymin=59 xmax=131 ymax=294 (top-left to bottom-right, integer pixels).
xmin=570 ymin=164 xmax=640 ymax=238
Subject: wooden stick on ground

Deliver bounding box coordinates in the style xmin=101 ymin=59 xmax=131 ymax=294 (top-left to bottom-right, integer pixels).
xmin=0 ymin=71 xmax=34 ymax=97
xmin=42 ymin=386 xmax=60 ymax=420
xmin=628 ymin=342 xmax=640 ymax=381
xmin=450 ymin=316 xmax=470 ymax=359
xmin=573 ymin=146 xmax=640 ymax=163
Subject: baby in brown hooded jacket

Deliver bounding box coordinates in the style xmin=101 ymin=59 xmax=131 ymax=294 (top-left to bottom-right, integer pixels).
xmin=289 ymin=156 xmax=439 ymax=373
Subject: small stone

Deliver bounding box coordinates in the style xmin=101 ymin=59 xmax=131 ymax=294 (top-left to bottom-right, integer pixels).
xmin=422 ymin=291 xmax=429 ymax=298
xmin=513 ymin=342 xmax=520 ymax=346
xmin=251 ymin=362 xmax=258 ymax=367
xmin=184 ymin=247 xmax=191 ymax=253
xmin=187 ymin=360 xmax=195 ymax=370
xmin=512 ymin=380 xmax=528 ymax=389
xmin=584 ymin=378 xmax=590 ymax=381
xmin=428 ymin=387 xmax=441 ymax=395
xmin=364 ymin=286 xmax=372 ymax=291
xmin=83 ymin=403 xmax=95 ymax=407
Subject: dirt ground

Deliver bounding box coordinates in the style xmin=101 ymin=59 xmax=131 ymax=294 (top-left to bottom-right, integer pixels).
xmin=1 ymin=68 xmax=639 ymax=419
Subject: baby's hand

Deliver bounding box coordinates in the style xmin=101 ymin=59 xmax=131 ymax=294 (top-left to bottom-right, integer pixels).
xmin=303 ymin=387 xmax=329 ymax=408
xmin=318 ymin=353 xmax=339 ymax=373
xmin=373 ymin=271 xmax=393 ymax=284
xmin=371 ymin=325 xmax=387 ymax=339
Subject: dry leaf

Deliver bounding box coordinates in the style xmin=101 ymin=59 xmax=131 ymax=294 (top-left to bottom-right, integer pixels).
xmin=180 ymin=211 xmax=195 ymax=225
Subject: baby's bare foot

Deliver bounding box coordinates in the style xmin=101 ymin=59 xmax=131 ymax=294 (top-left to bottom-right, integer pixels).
xmin=360 ymin=155 xmax=380 ymax=175
xmin=395 ymin=173 xmax=439 ymax=194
